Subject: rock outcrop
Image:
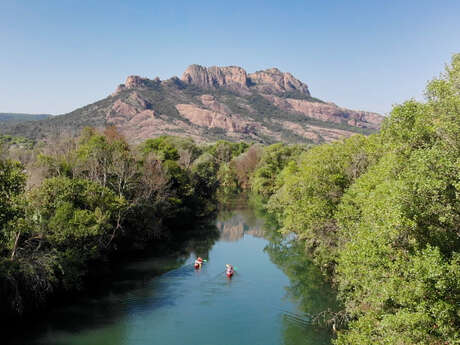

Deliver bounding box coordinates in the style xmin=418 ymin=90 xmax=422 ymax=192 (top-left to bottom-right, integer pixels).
xmin=181 ymin=65 xmax=249 ymax=92
xmin=175 ymin=103 xmax=258 ymax=134
xmin=114 ymin=75 xmax=160 ymax=94
xmin=200 ymin=95 xmax=232 ymax=113
xmin=264 ymin=94 xmax=381 ymax=129
xmin=1 ymin=64 xmax=384 ymax=144
xmin=248 ymin=68 xmax=310 ymax=96
xmin=181 ymin=64 xmax=310 ymax=96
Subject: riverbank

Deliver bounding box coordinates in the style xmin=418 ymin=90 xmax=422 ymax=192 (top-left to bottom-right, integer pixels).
xmin=246 ymin=56 xmax=460 ymax=344
xmin=3 ymin=215 xmax=221 ymax=340
xmin=0 ymin=133 xmax=248 ymax=322
xmin=5 ymin=203 xmax=337 ymax=345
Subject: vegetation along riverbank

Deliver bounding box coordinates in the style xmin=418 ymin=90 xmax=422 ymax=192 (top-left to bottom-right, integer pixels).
xmin=0 ymin=129 xmax=248 ymax=321
xmin=1 ymin=55 xmax=459 ymax=344
xmin=247 ymin=55 xmax=460 ymax=344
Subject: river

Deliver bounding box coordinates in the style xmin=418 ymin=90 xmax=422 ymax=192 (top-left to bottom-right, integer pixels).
xmin=6 ymin=204 xmax=338 ymax=345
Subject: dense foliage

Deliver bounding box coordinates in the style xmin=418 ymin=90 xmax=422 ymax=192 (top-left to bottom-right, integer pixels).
xmin=250 ymin=55 xmax=460 ymax=344
xmin=0 ymin=135 xmax=34 ymax=150
xmin=0 ymin=130 xmax=249 ymax=319
xmin=2 ymin=56 xmax=459 ymax=344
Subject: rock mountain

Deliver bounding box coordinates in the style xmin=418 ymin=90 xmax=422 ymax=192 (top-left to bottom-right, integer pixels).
xmin=1 ymin=65 xmax=383 ymax=144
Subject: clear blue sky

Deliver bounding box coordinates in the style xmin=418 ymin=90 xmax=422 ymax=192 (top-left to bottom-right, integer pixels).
xmin=1 ymin=0 xmax=459 ymax=115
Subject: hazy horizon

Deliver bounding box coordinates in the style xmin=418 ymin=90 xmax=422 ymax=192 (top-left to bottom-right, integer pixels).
xmin=1 ymin=0 xmax=459 ymax=116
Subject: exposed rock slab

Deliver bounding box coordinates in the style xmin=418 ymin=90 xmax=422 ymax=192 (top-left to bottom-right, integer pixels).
xmin=175 ymin=103 xmax=259 ymax=134
xmin=264 ymin=94 xmax=382 ymax=129
xmin=199 ymin=95 xmax=232 ymax=113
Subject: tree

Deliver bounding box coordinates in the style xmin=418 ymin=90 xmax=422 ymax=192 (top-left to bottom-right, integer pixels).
xmin=30 ymin=177 xmax=127 ymax=250
xmin=231 ymin=144 xmax=263 ymax=190
xmin=251 ymin=143 xmax=305 ymax=199
xmin=267 ymin=135 xmax=378 ymax=272
xmin=141 ymin=136 xmax=180 ymax=161
xmin=0 ymin=157 xmax=27 ymax=259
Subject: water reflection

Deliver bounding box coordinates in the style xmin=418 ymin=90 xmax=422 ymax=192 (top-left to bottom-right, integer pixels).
xmin=216 ymin=211 xmax=265 ymax=241
xmin=218 ymin=201 xmax=338 ymax=345
xmin=6 ymin=203 xmax=337 ymax=345
xmin=5 ymin=222 xmax=220 ymax=345
xmin=253 ymin=205 xmax=339 ymax=345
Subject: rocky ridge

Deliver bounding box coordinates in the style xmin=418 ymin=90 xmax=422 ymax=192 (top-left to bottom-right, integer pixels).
xmin=180 ymin=65 xmax=311 ymax=96
xmin=1 ymin=64 xmax=384 ymax=144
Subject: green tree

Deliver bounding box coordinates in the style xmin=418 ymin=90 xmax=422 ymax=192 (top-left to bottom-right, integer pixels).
xmin=251 ymin=143 xmax=305 ymax=199
xmin=0 ymin=158 xmax=26 ymax=258
xmin=205 ymin=140 xmax=249 ymax=163
xmin=141 ymin=136 xmax=180 ymax=161
xmin=29 ymin=177 xmax=127 ymax=289
xmin=332 ymin=55 xmax=460 ymax=344
xmin=30 ymin=177 xmax=126 ymax=249
xmin=267 ymin=134 xmax=379 ymax=272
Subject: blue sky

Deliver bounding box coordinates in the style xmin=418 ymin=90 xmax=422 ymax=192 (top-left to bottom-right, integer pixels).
xmin=1 ymin=0 xmax=459 ymax=115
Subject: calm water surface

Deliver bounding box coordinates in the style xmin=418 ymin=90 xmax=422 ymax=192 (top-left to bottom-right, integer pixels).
xmin=7 ymin=206 xmax=337 ymax=345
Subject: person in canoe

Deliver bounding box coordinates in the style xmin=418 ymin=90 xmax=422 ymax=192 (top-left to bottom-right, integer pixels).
xmin=194 ymin=257 xmax=204 ymax=269
xmin=225 ymin=264 xmax=234 ymax=277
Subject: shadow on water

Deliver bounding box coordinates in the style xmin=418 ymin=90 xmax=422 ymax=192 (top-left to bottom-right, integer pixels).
xmin=6 ymin=197 xmax=338 ymax=345
xmin=274 ymin=236 xmax=339 ymax=345
xmin=5 ymin=219 xmax=220 ymax=345
xmin=214 ymin=196 xmax=339 ymax=345
xmin=249 ymin=195 xmax=340 ymax=345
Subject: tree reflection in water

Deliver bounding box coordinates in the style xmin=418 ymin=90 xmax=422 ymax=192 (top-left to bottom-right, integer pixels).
xmin=252 ymin=200 xmax=339 ymax=345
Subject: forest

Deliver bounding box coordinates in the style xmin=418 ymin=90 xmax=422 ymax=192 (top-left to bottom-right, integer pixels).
xmin=0 ymin=128 xmax=248 ymax=320
xmin=1 ymin=55 xmax=459 ymax=344
xmin=248 ymin=55 xmax=460 ymax=344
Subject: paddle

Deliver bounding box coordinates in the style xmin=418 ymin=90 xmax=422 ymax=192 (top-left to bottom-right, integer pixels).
xmin=193 ymin=259 xmax=207 ymax=265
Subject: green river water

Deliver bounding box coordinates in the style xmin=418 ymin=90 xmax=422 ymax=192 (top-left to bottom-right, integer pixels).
xmin=6 ymin=205 xmax=338 ymax=345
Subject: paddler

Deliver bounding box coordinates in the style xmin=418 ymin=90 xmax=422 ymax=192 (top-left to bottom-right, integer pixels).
xmin=225 ymin=264 xmax=234 ymax=277
xmin=194 ymin=257 xmax=203 ymax=269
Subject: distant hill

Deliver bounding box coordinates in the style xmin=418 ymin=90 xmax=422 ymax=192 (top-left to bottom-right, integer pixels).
xmin=0 ymin=113 xmax=52 ymax=124
xmin=0 ymin=65 xmax=383 ymax=144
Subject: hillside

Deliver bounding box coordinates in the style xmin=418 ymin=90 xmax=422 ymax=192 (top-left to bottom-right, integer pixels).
xmin=0 ymin=65 xmax=383 ymax=144
xmin=0 ymin=113 xmax=52 ymax=124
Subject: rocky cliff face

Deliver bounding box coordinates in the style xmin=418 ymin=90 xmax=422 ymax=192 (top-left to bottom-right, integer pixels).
xmin=181 ymin=64 xmax=311 ymax=96
xmin=1 ymin=64 xmax=384 ymax=144
xmin=181 ymin=65 xmax=249 ymax=92
xmin=248 ymin=68 xmax=310 ymax=96
xmin=114 ymin=75 xmax=161 ymax=94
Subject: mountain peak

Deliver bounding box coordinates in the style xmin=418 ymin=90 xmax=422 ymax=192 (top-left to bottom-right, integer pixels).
xmin=181 ymin=64 xmax=249 ymax=91
xmin=114 ymin=75 xmax=161 ymax=94
xmin=248 ymin=68 xmax=310 ymax=96
xmin=1 ymin=63 xmax=383 ymax=146
xmin=181 ymin=64 xmax=310 ymax=96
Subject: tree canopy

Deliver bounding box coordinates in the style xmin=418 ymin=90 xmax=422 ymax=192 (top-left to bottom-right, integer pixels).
xmin=250 ymin=54 xmax=460 ymax=344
